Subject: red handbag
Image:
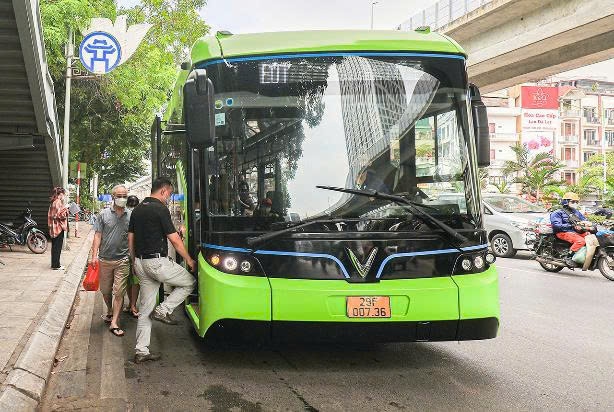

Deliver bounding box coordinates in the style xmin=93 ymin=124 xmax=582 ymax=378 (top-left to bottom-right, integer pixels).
xmin=83 ymin=262 xmax=99 ymax=291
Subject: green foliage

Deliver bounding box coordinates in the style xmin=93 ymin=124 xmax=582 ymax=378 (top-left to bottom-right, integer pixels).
xmin=41 ymin=0 xmax=117 ymax=78
xmin=579 ymin=152 xmax=614 ymax=195
xmin=416 ymin=142 xmax=433 ymax=158
xmin=41 ymin=0 xmax=209 ymax=192
xmin=586 ymin=214 xmax=606 ymax=224
xmin=502 ymin=143 xmax=564 ymax=200
xmin=493 ymin=179 xmax=512 ymax=194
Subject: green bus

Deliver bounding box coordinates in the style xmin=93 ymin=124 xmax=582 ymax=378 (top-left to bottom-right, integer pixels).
xmin=152 ymin=29 xmax=499 ymax=342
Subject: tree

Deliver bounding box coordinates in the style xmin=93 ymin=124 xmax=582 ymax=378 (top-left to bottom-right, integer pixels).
xmin=502 ymin=143 xmax=564 ymax=201
xmin=579 ymin=152 xmax=614 ymax=196
xmin=493 ymin=179 xmax=512 ymax=194
xmin=40 ymin=0 xmax=209 ymax=191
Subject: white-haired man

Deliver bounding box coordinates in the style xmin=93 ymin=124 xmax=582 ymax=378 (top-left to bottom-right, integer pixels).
xmin=90 ymin=184 xmax=131 ymax=337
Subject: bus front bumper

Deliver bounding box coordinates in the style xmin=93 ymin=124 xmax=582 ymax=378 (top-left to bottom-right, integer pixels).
xmin=197 ymin=258 xmax=499 ymax=342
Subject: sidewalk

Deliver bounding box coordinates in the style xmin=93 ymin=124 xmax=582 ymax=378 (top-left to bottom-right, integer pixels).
xmin=0 ymin=225 xmax=93 ymax=410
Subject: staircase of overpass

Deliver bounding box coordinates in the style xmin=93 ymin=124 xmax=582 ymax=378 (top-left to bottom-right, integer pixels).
xmin=397 ymin=0 xmax=614 ymax=93
xmin=0 ymin=0 xmax=62 ymax=234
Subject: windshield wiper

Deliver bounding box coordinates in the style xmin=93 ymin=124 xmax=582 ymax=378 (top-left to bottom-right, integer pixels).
xmin=316 ymin=185 xmax=468 ymax=246
xmin=246 ymin=215 xmax=343 ymax=248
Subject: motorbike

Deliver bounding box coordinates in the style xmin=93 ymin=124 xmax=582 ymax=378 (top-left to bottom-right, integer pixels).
xmin=532 ymin=220 xmax=614 ymax=281
xmin=0 ymin=205 xmax=48 ymax=254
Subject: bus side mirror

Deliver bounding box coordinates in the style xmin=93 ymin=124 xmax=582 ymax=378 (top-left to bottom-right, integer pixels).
xmin=184 ymin=69 xmax=215 ymax=147
xmin=469 ymin=84 xmax=490 ymax=168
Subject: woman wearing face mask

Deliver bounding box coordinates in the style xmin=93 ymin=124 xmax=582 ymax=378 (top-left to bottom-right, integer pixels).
xmin=550 ymin=192 xmax=594 ymax=267
xmin=48 ymin=187 xmax=69 ymax=270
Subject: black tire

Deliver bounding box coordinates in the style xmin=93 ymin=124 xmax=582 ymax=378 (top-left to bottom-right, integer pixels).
xmin=490 ymin=233 xmax=517 ymax=258
xmin=538 ymin=261 xmax=564 ymax=272
xmin=27 ymin=231 xmax=47 ymax=254
xmin=597 ymin=256 xmax=614 ymax=281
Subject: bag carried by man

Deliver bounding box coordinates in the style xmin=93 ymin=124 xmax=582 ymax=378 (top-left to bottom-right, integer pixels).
xmin=83 ymin=262 xmax=100 ymax=291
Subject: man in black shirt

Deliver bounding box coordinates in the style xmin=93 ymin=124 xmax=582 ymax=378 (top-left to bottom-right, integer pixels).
xmin=128 ymin=177 xmax=195 ymax=364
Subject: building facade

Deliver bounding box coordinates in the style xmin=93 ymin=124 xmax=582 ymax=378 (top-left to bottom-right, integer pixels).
xmin=484 ymin=79 xmax=614 ymax=191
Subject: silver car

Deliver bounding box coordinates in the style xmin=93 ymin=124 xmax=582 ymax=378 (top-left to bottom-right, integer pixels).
xmin=483 ymin=194 xmax=548 ymax=258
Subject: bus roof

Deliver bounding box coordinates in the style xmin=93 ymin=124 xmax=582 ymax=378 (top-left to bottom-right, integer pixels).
xmin=191 ymin=30 xmax=466 ymax=64
xmin=164 ymin=30 xmax=466 ymax=123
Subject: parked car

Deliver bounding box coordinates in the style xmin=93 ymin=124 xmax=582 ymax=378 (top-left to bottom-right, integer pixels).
xmin=482 ymin=194 xmax=549 ymax=258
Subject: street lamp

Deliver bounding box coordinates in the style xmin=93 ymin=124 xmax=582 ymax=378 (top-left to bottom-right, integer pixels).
xmin=370 ymin=1 xmax=379 ymax=30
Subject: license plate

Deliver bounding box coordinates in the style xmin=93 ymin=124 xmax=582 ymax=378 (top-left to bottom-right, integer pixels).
xmin=346 ymin=296 xmax=391 ymax=318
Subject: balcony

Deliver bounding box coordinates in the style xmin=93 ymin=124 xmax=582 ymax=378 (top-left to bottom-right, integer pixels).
xmin=561 ymin=109 xmax=581 ymax=118
xmin=584 ymin=116 xmax=601 ymax=124
xmin=489 ymin=132 xmax=519 ymax=141
xmin=564 ymin=160 xmax=579 ymax=168
xmin=559 ymin=135 xmax=579 ymax=144
xmin=584 ymin=139 xmax=602 ymax=148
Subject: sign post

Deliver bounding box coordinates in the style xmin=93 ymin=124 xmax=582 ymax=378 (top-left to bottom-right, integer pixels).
xmin=59 ymin=16 xmax=152 ymax=245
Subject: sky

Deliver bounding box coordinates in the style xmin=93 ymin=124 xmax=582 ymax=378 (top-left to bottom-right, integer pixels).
xmin=198 ymin=0 xmax=613 ymax=81
xmin=117 ymin=0 xmax=613 ymax=79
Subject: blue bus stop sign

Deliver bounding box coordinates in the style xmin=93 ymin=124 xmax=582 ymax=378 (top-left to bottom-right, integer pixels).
xmin=79 ymin=31 xmax=122 ymax=74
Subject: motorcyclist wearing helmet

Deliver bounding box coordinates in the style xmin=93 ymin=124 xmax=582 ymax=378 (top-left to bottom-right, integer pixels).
xmin=550 ymin=192 xmax=592 ymax=266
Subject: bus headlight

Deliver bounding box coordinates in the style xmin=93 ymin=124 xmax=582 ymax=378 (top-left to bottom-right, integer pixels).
xmin=485 ymin=252 xmax=496 ymax=264
xmin=455 ymin=251 xmax=492 ymax=275
xmin=223 ymin=257 xmax=238 ymax=271
xmin=473 ymin=255 xmax=485 ymax=270
xmin=205 ymin=250 xmax=263 ymax=276
xmin=240 ymin=260 xmax=252 ymax=273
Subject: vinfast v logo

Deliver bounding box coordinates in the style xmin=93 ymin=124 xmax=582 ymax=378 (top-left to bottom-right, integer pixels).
xmin=346 ymin=247 xmax=378 ymax=278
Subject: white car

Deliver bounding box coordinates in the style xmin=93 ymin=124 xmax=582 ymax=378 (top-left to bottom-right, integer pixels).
xmin=483 ymin=195 xmax=548 ymax=258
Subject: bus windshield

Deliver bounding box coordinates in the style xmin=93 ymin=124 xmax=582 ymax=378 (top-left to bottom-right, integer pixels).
xmin=203 ymin=54 xmax=481 ymax=232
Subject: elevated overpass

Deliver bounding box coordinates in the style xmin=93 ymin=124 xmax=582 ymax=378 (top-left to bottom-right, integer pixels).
xmin=0 ymin=0 xmax=62 ymax=233
xmin=398 ymin=0 xmax=614 ymax=93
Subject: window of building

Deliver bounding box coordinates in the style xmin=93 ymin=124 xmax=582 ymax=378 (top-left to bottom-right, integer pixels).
xmin=488 ymin=123 xmax=495 ymax=133
xmin=584 ymin=129 xmax=599 ymax=146
xmin=563 ymin=122 xmax=576 ymax=136
xmin=606 ymin=108 xmax=614 ymax=119
xmin=490 ymin=149 xmax=495 ymax=160
xmin=583 ymin=107 xmax=597 ymax=122
xmin=564 ymin=172 xmax=576 ymax=185
xmin=489 ymin=176 xmax=506 ymax=185
xmin=606 ymin=130 xmax=614 ymax=146
xmin=583 ymin=151 xmax=596 ymax=162
xmin=563 ymin=147 xmax=576 ymax=160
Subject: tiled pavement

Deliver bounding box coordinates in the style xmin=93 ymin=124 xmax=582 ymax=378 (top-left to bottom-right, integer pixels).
xmin=0 ymin=226 xmax=93 ymax=383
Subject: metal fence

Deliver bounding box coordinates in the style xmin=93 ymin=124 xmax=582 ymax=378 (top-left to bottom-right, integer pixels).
xmin=397 ymin=0 xmax=494 ymax=31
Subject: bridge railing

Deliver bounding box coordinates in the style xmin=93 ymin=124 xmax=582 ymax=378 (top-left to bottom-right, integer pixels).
xmin=397 ymin=0 xmax=494 ymax=31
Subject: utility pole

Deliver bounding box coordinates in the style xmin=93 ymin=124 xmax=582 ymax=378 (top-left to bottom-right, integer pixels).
xmin=63 ymin=29 xmax=73 ymax=192
xmin=370 ymin=1 xmax=379 ymax=29
xmin=602 ymin=101 xmax=607 ymax=199
xmin=62 ymin=29 xmax=73 ymax=250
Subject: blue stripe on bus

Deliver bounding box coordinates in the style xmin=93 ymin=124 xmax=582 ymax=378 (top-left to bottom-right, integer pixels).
xmin=253 ymin=249 xmax=351 ymax=279
xmin=203 ymin=243 xmax=488 ymax=280
xmin=204 ymin=243 xmax=350 ymax=278
xmin=375 ymin=244 xmax=489 ymax=278
xmin=204 ymin=243 xmax=251 ymax=252
xmin=196 ymin=52 xmax=465 ymax=68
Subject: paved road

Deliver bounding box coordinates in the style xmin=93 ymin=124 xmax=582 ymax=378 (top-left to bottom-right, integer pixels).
xmin=43 ymin=253 xmax=614 ymax=411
